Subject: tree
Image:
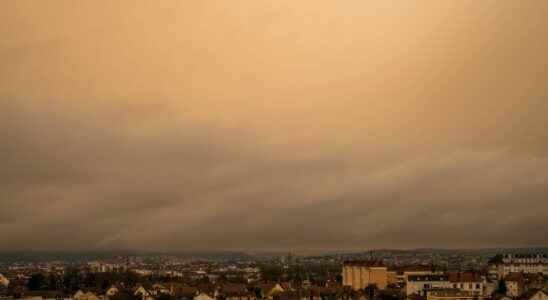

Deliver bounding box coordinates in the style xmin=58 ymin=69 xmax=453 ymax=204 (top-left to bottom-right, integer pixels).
xmin=497 ymin=278 xmax=507 ymax=295
xmin=157 ymin=294 xmax=172 ymax=300
xmin=111 ymin=292 xmax=141 ymax=300
xmin=260 ymin=265 xmax=283 ymax=282
xmin=84 ymin=272 xmax=97 ymax=288
xmin=48 ymin=274 xmax=61 ymax=290
xmin=364 ymin=284 xmax=378 ymax=300
xmin=28 ymin=273 xmax=46 ymax=290
xmin=63 ymin=267 xmax=81 ymax=292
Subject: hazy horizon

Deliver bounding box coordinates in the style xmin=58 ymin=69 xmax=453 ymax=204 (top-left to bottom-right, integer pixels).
xmin=1 ymin=246 xmax=547 ymax=257
xmin=2 ymin=1 xmax=548 ymax=251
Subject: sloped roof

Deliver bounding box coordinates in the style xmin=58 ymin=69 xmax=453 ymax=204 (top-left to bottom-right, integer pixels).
xmin=505 ymin=273 xmax=524 ymax=282
xmin=173 ymin=286 xmax=199 ymax=297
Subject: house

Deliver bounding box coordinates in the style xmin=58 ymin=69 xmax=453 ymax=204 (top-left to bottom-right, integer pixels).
xmin=523 ymin=274 xmax=547 ymax=291
xmin=74 ymin=290 xmax=101 ymax=300
xmin=151 ymin=283 xmax=170 ymax=295
xmin=387 ymin=272 xmax=398 ymax=286
xmin=0 ymin=274 xmax=9 ymax=287
xmin=194 ymin=292 xmax=216 ymax=300
xmin=105 ymin=285 xmax=120 ymax=298
xmin=394 ymin=265 xmax=443 ymax=284
xmin=171 ymin=285 xmax=199 ymax=299
xmin=406 ymin=275 xmax=450 ymax=296
xmin=259 ymin=283 xmax=285 ymax=300
xmin=279 ymin=283 xmax=293 ymax=292
xmin=197 ymin=283 xmax=218 ymax=299
xmin=134 ymin=285 xmax=154 ymax=300
xmin=484 ymin=279 xmax=499 ymax=297
xmin=448 ymin=272 xmax=484 ymax=295
xmin=220 ymin=285 xmax=256 ymax=300
xmin=166 ymin=282 xmax=183 ymax=295
xmin=505 ymin=273 xmax=525 ymax=298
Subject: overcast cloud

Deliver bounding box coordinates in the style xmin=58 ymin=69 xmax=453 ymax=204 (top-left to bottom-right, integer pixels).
xmin=1 ymin=1 xmax=548 ymax=251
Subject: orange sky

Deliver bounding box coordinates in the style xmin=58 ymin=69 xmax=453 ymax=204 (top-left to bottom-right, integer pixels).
xmin=1 ymin=1 xmax=548 ymax=251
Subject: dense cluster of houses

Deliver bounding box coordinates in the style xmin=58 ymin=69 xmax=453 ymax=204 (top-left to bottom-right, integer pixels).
xmin=1 ymin=253 xmax=546 ymax=300
xmin=0 ymin=282 xmax=334 ymax=300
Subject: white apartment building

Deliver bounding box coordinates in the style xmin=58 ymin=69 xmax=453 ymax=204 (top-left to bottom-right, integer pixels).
xmin=406 ymin=275 xmax=451 ymax=296
xmin=489 ymin=253 xmax=548 ymax=278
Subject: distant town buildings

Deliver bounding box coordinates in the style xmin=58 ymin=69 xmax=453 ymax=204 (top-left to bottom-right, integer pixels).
xmin=0 ymin=250 xmax=547 ymax=300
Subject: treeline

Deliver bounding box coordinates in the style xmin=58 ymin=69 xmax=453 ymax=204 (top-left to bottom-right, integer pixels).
xmin=26 ymin=269 xmax=142 ymax=292
xmin=259 ymin=263 xmax=342 ymax=284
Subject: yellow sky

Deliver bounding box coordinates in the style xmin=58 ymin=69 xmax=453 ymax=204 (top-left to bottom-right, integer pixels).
xmin=1 ymin=1 xmax=548 ymax=250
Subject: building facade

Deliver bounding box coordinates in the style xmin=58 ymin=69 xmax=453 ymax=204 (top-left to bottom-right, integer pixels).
xmin=448 ymin=272 xmax=484 ymax=295
xmin=489 ymin=254 xmax=548 ymax=278
xmin=342 ymin=261 xmax=388 ymax=290
xmin=505 ymin=273 xmax=525 ymax=298
xmin=406 ymin=275 xmax=451 ymax=296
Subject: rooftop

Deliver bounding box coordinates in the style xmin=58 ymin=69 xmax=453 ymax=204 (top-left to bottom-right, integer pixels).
xmin=408 ymin=275 xmax=448 ymax=282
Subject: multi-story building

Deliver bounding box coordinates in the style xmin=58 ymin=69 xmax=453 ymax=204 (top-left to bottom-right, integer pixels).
xmin=489 ymin=254 xmax=548 ymax=278
xmin=342 ymin=260 xmax=388 ymax=290
xmin=406 ymin=275 xmax=451 ymax=296
xmin=448 ymin=272 xmax=484 ymax=295
xmin=391 ymin=265 xmax=444 ymax=284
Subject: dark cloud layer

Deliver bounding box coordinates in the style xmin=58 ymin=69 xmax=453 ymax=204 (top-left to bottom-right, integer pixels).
xmin=1 ymin=1 xmax=548 ymax=251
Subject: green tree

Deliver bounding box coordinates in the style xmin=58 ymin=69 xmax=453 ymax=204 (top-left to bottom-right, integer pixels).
xmin=111 ymin=292 xmax=141 ymax=300
xmin=63 ymin=267 xmax=82 ymax=292
xmin=364 ymin=284 xmax=378 ymax=300
xmin=157 ymin=294 xmax=172 ymax=300
xmin=497 ymin=278 xmax=507 ymax=295
xmin=47 ymin=274 xmax=61 ymax=290
xmin=28 ymin=273 xmax=46 ymax=290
